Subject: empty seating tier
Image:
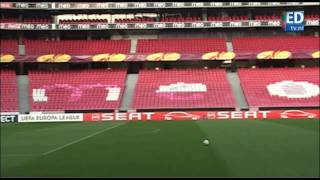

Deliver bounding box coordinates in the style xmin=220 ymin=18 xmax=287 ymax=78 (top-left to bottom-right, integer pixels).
xmin=59 ymin=19 xmax=108 ymax=24
xmin=232 ymin=36 xmax=320 ymax=53
xmin=254 ymin=14 xmax=319 ymax=20
xmin=115 ymin=17 xmax=155 ymax=23
xmin=24 ymin=40 xmax=131 ymax=55
xmin=238 ymin=68 xmax=320 ymax=108
xmin=254 ymin=15 xmax=281 ymax=20
xmin=137 ymin=38 xmax=227 ymax=54
xmin=208 ymin=16 xmax=248 ymax=21
xmin=0 ymin=40 xmax=19 ymax=55
xmin=28 ymin=69 xmax=127 ymax=111
xmin=305 ymin=13 xmax=320 ymax=20
xmin=131 ymin=68 xmax=237 ymax=109
xmin=160 ymin=16 xmax=201 ymax=22
xmin=23 ymin=18 xmax=52 ymax=24
xmin=0 ymin=70 xmax=18 ymax=112
xmin=0 ymin=17 xmax=18 ymax=23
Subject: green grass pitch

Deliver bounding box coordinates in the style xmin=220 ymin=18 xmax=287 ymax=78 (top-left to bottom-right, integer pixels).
xmin=1 ymin=119 xmax=319 ymax=177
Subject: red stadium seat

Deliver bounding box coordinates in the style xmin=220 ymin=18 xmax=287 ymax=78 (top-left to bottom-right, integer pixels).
xmin=59 ymin=18 xmax=108 ymax=24
xmin=24 ymin=39 xmax=131 ymax=55
xmin=29 ymin=69 xmax=127 ymax=111
xmin=136 ymin=38 xmax=227 ymax=54
xmin=131 ymin=69 xmax=237 ymax=109
xmin=0 ymin=17 xmax=18 ymax=23
xmin=23 ymin=18 xmax=52 ymax=24
xmin=0 ymin=40 xmax=19 ymax=56
xmin=0 ymin=70 xmax=18 ymax=112
xmin=115 ymin=17 xmax=155 ymax=23
xmin=238 ymin=68 xmax=320 ymax=108
xmin=232 ymin=36 xmax=320 ymax=54
xmin=161 ymin=16 xmax=202 ymax=22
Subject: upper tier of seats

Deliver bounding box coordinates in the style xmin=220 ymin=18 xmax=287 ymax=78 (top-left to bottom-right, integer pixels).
xmin=23 ymin=18 xmax=52 ymax=24
xmin=115 ymin=17 xmax=155 ymax=23
xmin=1 ymin=13 xmax=319 ymax=25
xmin=2 ymin=36 xmax=318 ymax=56
xmin=24 ymin=40 xmax=131 ymax=55
xmin=0 ymin=40 xmax=19 ymax=55
xmin=232 ymin=36 xmax=320 ymax=53
xmin=59 ymin=19 xmax=108 ymax=24
xmin=254 ymin=15 xmax=281 ymax=20
xmin=254 ymin=13 xmax=319 ymax=20
xmin=1 ymin=18 xmax=18 ymax=23
xmin=160 ymin=16 xmax=202 ymax=22
xmin=305 ymin=13 xmax=320 ymax=20
xmin=208 ymin=16 xmax=248 ymax=21
xmin=136 ymin=38 xmax=227 ymax=54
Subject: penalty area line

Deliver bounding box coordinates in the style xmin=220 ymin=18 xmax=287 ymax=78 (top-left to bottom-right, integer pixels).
xmin=42 ymin=122 xmax=126 ymax=156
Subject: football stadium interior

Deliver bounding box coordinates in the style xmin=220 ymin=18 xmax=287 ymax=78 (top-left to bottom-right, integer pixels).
xmin=0 ymin=2 xmax=319 ymax=177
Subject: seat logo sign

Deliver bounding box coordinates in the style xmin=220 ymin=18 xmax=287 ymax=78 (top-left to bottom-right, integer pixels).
xmin=282 ymin=11 xmax=304 ymax=32
xmin=164 ymin=112 xmax=201 ymax=120
xmin=280 ymin=110 xmax=316 ymax=119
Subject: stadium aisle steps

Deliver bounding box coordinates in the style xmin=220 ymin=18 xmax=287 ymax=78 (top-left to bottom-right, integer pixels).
xmin=226 ymin=72 xmax=248 ymax=110
xmin=17 ymin=75 xmax=30 ymax=114
xmin=119 ymin=74 xmax=139 ymax=111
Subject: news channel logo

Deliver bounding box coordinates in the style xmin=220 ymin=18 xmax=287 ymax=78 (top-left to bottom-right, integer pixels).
xmin=282 ymin=11 xmax=304 ymax=32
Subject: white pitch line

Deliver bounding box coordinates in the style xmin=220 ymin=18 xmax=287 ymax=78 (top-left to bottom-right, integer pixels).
xmin=151 ymin=128 xmax=161 ymax=133
xmin=42 ymin=122 xmax=126 ymax=156
xmin=3 ymin=154 xmax=40 ymax=157
xmin=133 ymin=128 xmax=161 ymax=135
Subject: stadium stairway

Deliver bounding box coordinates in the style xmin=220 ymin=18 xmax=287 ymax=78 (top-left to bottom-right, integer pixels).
xmin=19 ymin=44 xmax=25 ymax=55
xmin=220 ymin=41 xmax=234 ymax=69
xmin=226 ymin=41 xmax=233 ymax=51
xmin=119 ymin=73 xmax=139 ymax=111
xmin=226 ymin=71 xmax=249 ymax=110
xmin=130 ymin=39 xmax=138 ymax=53
xmin=17 ymin=75 xmax=30 ymax=113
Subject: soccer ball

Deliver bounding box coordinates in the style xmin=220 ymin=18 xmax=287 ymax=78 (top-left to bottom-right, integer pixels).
xmin=203 ymin=139 xmax=209 ymax=145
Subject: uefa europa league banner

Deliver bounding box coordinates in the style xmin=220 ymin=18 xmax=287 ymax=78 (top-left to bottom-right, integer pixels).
xmin=1 ymin=51 xmax=319 ymax=63
xmin=18 ymin=113 xmax=83 ymax=123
